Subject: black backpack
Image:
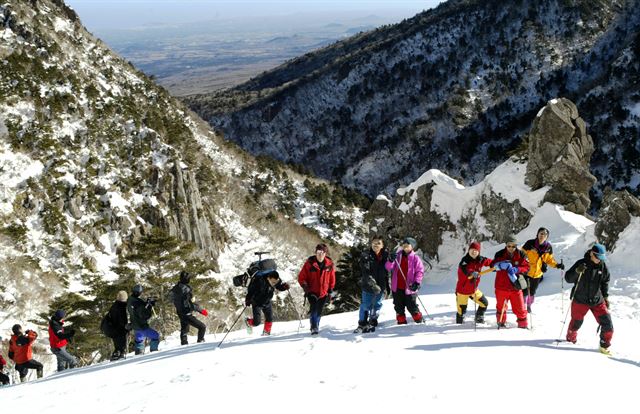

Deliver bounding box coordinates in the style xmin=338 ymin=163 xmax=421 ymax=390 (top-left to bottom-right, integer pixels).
xmin=100 ymin=313 xmax=115 ymax=338
xmin=232 ymin=258 xmax=277 ymax=287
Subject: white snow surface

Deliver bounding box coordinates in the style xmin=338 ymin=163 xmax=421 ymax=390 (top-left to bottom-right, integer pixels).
xmin=1 ymin=291 xmax=638 ymax=413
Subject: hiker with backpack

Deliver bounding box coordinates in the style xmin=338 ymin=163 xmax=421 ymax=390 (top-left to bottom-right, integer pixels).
xmin=298 ymin=243 xmax=336 ymax=335
xmin=455 ymin=241 xmax=492 ymax=324
xmin=127 ymin=284 xmax=160 ymax=354
xmin=354 ymin=235 xmax=390 ymax=333
xmin=521 ymin=227 xmax=564 ymax=312
xmin=385 ymin=237 xmax=425 ymax=325
xmin=491 ymin=236 xmax=530 ymax=328
xmin=48 ymin=309 xmax=78 ymax=372
xmin=0 ymin=353 xmax=10 ymax=385
xmin=8 ymin=324 xmax=43 ymax=382
xmin=245 ymin=271 xmax=290 ymax=336
xmin=102 ymin=290 xmax=130 ymax=360
xmin=564 ymin=243 xmax=613 ymax=355
xmin=171 ymin=271 xmax=208 ymax=345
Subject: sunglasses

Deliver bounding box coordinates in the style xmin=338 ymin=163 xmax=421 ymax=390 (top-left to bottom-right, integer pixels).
xmin=316 ymin=250 xmax=326 ymax=254
xmin=506 ymin=244 xmax=517 ymax=248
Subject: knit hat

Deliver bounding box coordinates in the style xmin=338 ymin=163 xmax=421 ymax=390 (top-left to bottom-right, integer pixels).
xmin=468 ymin=241 xmax=481 ymax=252
xmin=505 ymin=235 xmax=518 ymax=245
xmin=179 ymin=270 xmax=192 ymax=284
xmin=12 ymin=324 xmax=22 ymax=335
xmin=116 ymin=290 xmax=128 ymax=302
xmin=132 ymin=284 xmax=143 ymax=296
xmin=591 ymin=243 xmax=607 ymax=261
xmin=315 ymin=243 xmax=329 ymax=254
xmin=54 ymin=309 xmax=66 ymax=320
xmin=401 ymin=237 xmax=418 ymax=250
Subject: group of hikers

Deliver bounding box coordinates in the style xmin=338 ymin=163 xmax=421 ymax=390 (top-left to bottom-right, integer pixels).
xmin=1 ymin=228 xmax=614 ymax=384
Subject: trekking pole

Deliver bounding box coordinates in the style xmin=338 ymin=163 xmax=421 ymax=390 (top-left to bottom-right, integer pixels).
xmin=217 ymin=305 xmax=248 ymax=348
xmin=527 ymin=282 xmax=532 ymax=330
xmin=498 ymin=299 xmax=508 ymax=330
xmin=286 ymin=290 xmax=304 ymax=334
xmin=394 ymin=257 xmax=432 ymax=320
xmin=560 ymin=259 xmax=565 ymax=317
xmin=555 ymin=268 xmax=584 ymax=345
xmin=473 ymin=278 xmax=478 ymax=332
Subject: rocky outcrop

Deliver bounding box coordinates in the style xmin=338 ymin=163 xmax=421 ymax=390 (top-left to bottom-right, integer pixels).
xmin=526 ymin=98 xmax=596 ymax=215
xmin=367 ymin=183 xmax=455 ymax=259
xmin=595 ymin=188 xmax=640 ymax=249
xmin=480 ymin=190 xmax=532 ymax=243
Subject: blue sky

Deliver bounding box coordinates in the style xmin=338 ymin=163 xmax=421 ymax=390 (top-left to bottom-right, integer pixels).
xmin=65 ymin=0 xmax=445 ymax=30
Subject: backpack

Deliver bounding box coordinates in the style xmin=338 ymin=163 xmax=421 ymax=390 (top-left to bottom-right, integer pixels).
xmin=100 ymin=313 xmax=115 ymax=338
xmin=232 ymin=258 xmax=278 ymax=287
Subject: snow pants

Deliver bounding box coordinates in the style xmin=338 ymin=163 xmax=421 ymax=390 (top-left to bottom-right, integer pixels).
xmin=134 ymin=328 xmax=160 ymax=354
xmin=456 ymin=290 xmax=488 ymax=315
xmin=251 ymin=302 xmax=274 ymax=326
xmin=307 ymin=294 xmax=328 ymax=331
xmin=567 ymin=301 xmax=613 ymax=348
xmin=495 ymin=289 xmax=527 ymax=328
xmin=523 ymin=276 xmax=542 ymax=298
xmin=51 ymin=346 xmax=77 ymax=372
xmin=179 ymin=313 xmax=206 ymax=345
xmin=14 ymin=360 xmax=43 ymax=382
xmin=359 ymin=291 xmax=383 ymax=323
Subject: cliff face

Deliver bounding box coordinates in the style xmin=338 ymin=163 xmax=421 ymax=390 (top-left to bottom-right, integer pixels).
xmin=187 ymin=0 xmax=640 ymax=204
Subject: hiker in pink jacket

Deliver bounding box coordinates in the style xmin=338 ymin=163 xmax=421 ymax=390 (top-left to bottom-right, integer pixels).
xmin=385 ymin=237 xmax=425 ymax=324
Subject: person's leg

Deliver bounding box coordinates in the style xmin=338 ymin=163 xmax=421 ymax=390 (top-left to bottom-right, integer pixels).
xmin=186 ymin=314 xmax=206 ymax=343
xmin=456 ymin=293 xmax=469 ymax=324
xmin=359 ymin=291 xmax=374 ymax=326
xmin=263 ymin=303 xmax=273 ymax=335
xmin=371 ymin=292 xmax=384 ymax=323
xmin=147 ymin=328 xmax=160 ymax=352
xmin=307 ymin=294 xmax=319 ymax=331
xmin=314 ymin=295 xmax=329 ymax=329
xmin=0 ymin=371 xmax=9 ymax=385
xmin=392 ymin=291 xmax=407 ymax=324
xmin=133 ymin=330 xmax=146 ymax=354
xmin=179 ymin=315 xmax=190 ymax=345
xmin=511 ymin=291 xmax=528 ymax=328
xmin=471 ymin=289 xmax=488 ymax=323
xmin=495 ymin=289 xmax=508 ymax=326
xmin=591 ymin=302 xmax=613 ymax=348
xmin=566 ymin=301 xmax=590 ymax=343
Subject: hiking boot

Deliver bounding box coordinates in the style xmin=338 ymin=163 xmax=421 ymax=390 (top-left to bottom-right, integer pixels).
xmin=412 ymin=313 xmax=424 ymax=324
xmin=599 ymin=346 xmax=612 ymax=356
xmin=456 ymin=313 xmax=464 ymax=324
xmin=396 ymin=314 xmax=407 ymax=325
xmin=527 ymin=305 xmax=532 ymax=313
xmin=245 ymin=317 xmax=253 ymax=334
xmin=354 ymin=320 xmax=368 ymax=333
xmin=566 ymin=329 xmax=578 ymax=344
xmin=369 ymin=318 xmax=378 ymax=328
xmin=261 ymin=331 xmax=271 ymax=336
xmin=497 ymin=322 xmax=506 ymax=328
xmin=311 ymin=327 xmax=319 ymax=336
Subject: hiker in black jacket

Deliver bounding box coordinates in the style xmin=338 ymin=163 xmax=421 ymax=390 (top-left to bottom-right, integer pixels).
xmin=171 ymin=271 xmax=208 ymax=345
xmin=127 ymin=285 xmax=160 ymax=354
xmin=564 ymin=243 xmax=613 ymax=354
xmin=245 ymin=271 xmax=290 ymax=336
xmin=108 ymin=290 xmax=130 ymax=360
xmin=354 ymin=235 xmax=390 ymax=333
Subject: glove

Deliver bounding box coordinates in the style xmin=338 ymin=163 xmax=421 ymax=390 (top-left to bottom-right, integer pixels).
xmin=388 ymin=251 xmax=397 ymax=262
xmin=604 ymin=297 xmax=610 ymax=308
xmin=146 ymin=298 xmax=156 ymax=306
xmin=200 ymin=309 xmax=209 ymax=317
xmin=497 ymin=261 xmax=512 ymax=271
xmin=300 ymin=282 xmax=309 ymax=294
xmin=541 ymin=263 xmax=548 ymax=272
xmin=410 ymin=282 xmax=420 ymax=292
xmin=306 ymin=293 xmax=318 ymax=302
xmin=469 ymin=271 xmax=479 ymax=280
xmin=556 ymin=263 xmax=565 ymax=270
xmin=280 ymin=282 xmax=290 ymax=290
xmin=507 ymin=266 xmax=518 ymax=282
xmin=576 ymin=262 xmax=587 ymax=274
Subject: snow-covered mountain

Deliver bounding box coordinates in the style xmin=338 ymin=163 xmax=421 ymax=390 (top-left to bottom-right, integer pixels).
xmin=187 ymin=0 xmax=640 ymax=203
xmin=0 ymin=0 xmax=365 ymax=357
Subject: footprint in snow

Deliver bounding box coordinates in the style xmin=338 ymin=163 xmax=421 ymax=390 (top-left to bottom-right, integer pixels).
xmin=170 ymin=374 xmax=190 ymax=383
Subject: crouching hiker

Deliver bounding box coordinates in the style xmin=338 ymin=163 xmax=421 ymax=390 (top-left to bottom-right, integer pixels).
xmin=127 ymin=284 xmax=160 ymax=354
xmin=245 ymin=271 xmax=290 ymax=336
xmin=355 ymin=235 xmax=390 ymax=333
xmin=171 ymin=271 xmax=209 ymax=345
xmin=9 ymin=324 xmax=43 ymax=382
xmin=48 ymin=310 xmax=78 ymax=372
xmin=565 ymin=243 xmax=613 ymax=355
xmin=456 ymin=241 xmax=492 ymax=324
xmin=386 ymin=237 xmax=424 ymax=325
xmin=0 ymin=352 xmax=10 ymax=385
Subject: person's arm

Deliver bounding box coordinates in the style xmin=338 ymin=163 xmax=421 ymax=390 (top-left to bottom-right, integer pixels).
xmin=565 ymin=260 xmax=584 ymax=284
xmin=329 ymin=263 xmax=336 ymax=291
xmin=601 ymin=265 xmax=610 ymax=300
xmin=298 ymin=261 xmax=310 ymax=293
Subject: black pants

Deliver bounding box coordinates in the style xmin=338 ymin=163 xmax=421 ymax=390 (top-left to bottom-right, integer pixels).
xmin=392 ymin=290 xmax=420 ymax=315
xmin=112 ymin=333 xmax=127 ymax=354
xmin=179 ymin=313 xmax=206 ymax=345
xmin=523 ymin=276 xmax=542 ymax=297
xmin=0 ymin=371 xmax=9 ymax=385
xmin=15 ymin=360 xmax=44 ymax=381
xmin=251 ymin=302 xmax=273 ymax=326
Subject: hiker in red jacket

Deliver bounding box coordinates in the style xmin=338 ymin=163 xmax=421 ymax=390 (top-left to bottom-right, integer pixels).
xmin=491 ymin=236 xmax=530 ymax=328
xmin=8 ymin=324 xmax=43 ymax=382
xmin=298 ymin=243 xmax=336 ymax=335
xmin=48 ymin=309 xmax=78 ymax=372
xmin=455 ymin=241 xmax=493 ymax=324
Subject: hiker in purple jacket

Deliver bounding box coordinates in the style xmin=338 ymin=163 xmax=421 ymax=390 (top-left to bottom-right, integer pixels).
xmin=385 ymin=237 xmax=425 ymax=324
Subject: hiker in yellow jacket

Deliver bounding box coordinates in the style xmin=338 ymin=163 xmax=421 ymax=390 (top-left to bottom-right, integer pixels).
xmin=521 ymin=227 xmax=564 ymax=312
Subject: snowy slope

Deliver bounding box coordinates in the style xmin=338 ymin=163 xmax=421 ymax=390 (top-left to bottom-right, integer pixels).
xmin=1 ymin=291 xmax=638 ymax=414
